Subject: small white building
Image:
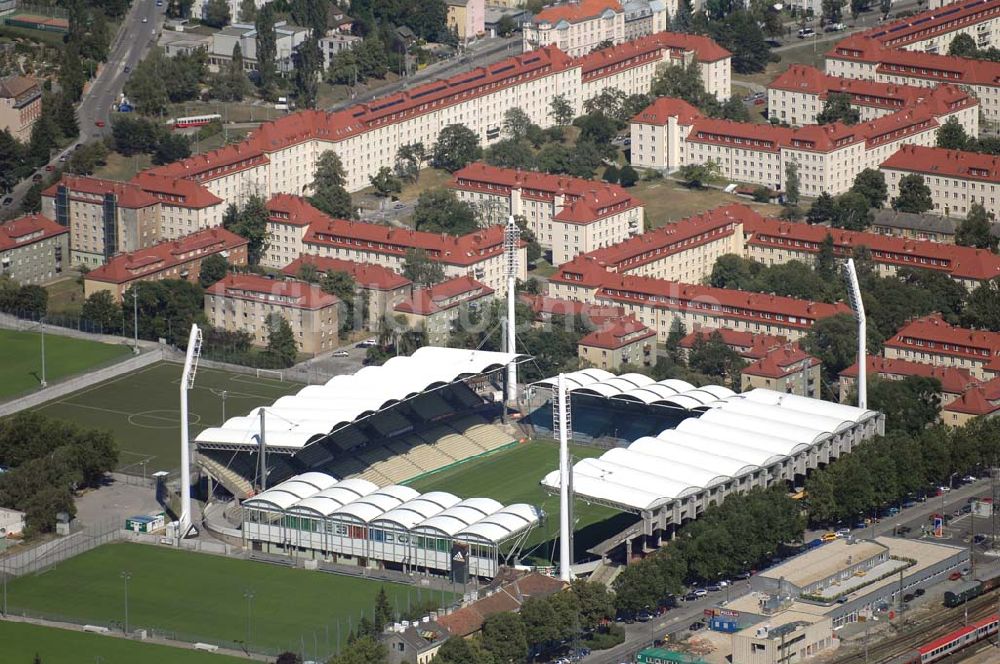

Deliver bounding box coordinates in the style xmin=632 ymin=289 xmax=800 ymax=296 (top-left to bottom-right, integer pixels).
xmin=0 ymin=507 xmax=25 ymax=538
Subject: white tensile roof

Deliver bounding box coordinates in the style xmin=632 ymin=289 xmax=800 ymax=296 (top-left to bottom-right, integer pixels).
xmin=533 ymin=373 xmax=735 ymax=409
xmin=242 ymin=473 xmax=539 ymax=544
xmin=195 ymin=347 xmax=525 ymax=450
xmin=540 ymin=384 xmax=878 ymax=512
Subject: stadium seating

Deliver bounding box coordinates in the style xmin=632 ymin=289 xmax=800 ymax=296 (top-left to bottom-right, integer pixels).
xmin=327 ymin=426 xmax=369 ymax=451
xmin=462 ymin=423 xmax=515 ymax=451
xmin=446 ymin=383 xmax=487 ymax=409
xmin=199 ymin=453 xmax=254 ymax=498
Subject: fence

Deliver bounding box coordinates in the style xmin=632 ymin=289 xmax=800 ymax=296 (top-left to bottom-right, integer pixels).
xmin=1 ymin=518 xmax=123 ymax=579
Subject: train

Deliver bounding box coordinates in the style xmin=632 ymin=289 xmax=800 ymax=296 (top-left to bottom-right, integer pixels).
xmin=888 ymin=613 xmax=998 ymax=664
xmin=166 ymin=114 xmax=222 ymax=129
xmin=943 ymin=568 xmax=1000 ymax=607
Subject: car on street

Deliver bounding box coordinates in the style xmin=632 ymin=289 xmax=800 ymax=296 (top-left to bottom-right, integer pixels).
xmin=58 ymin=155 xmax=67 ymax=162
xmin=797 ymin=28 xmax=816 ymax=38
xmin=95 ymin=120 xmax=105 ymax=127
xmin=142 ymin=16 xmax=148 ymax=22
xmin=637 ymin=611 xmax=652 ymax=622
xmin=938 ymin=485 xmax=952 ymax=493
xmin=689 ymin=621 xmax=706 ymax=631
xmin=836 ymin=528 xmax=850 ymax=537
xmin=706 ymin=584 xmax=722 ymax=592
xmin=683 ymin=592 xmax=699 ymax=602
xmin=735 ymin=571 xmax=752 ymax=580
xmin=358 ymin=338 xmax=377 ymax=348
xmin=975 ymin=534 xmax=989 ymax=544
xmin=332 ymin=350 xmax=349 ymax=357
xmin=692 ymin=589 xmax=708 ymax=598
xmin=949 ymin=571 xmax=963 ymax=580
xmin=31 ymin=173 xmax=43 ymax=182
xmin=123 ymin=65 xmax=131 ymax=73
xmin=393 ymin=202 xmax=405 ymax=209
xmin=962 ymin=475 xmax=977 ymax=483
xmin=821 ymin=532 xmax=838 ymax=542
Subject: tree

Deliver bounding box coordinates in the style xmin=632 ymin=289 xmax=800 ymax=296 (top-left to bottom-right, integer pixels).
xmin=432 ymin=124 xmax=482 ymax=172
xmin=266 ymin=313 xmax=298 ymax=367
xmin=816 ymin=233 xmax=837 ymax=283
xmin=666 ymin=317 xmax=687 ymax=363
xmin=850 ymin=168 xmax=888 ymax=208
xmin=962 ymin=278 xmax=1000 ymax=330
xmin=618 ymin=164 xmax=639 ymax=187
xmin=275 ymin=653 xmax=301 ymax=664
xmin=497 ymin=14 xmax=516 ymax=37
xmin=255 ymin=5 xmax=277 ymax=93
xmin=395 ymin=143 xmax=424 ymax=182
xmin=485 ymin=138 xmax=534 ymax=169
xmin=949 ymin=33 xmax=979 ymax=57
xmin=602 ymin=164 xmax=620 ymax=184
xmin=320 ymin=269 xmax=363 ymax=334
xmin=677 ymin=161 xmax=720 ymax=188
xmin=434 ymin=637 xmax=496 ymax=664
xmin=651 ymin=62 xmax=706 ymax=106
xmin=402 ymin=248 xmax=445 ymax=287
xmin=198 ymin=254 xmax=229 ymax=287
xmin=867 ymin=376 xmax=942 ymax=435
xmin=291 ymin=0 xmax=328 ymax=37
xmin=784 ymin=161 xmax=800 ymax=206
xmin=892 ymin=174 xmax=934 ymax=214
xmin=413 ymin=189 xmax=478 ymax=235
xmin=672 ymin=0 xmax=694 ymax=31
xmin=708 ymin=11 xmax=770 ymax=74
xmin=292 ymin=37 xmax=322 ymax=109
xmin=822 ymin=0 xmax=845 ymax=22
xmin=28 ymin=108 xmax=58 ymax=166
xmin=54 ymin=94 xmax=79 ymax=139
xmin=937 ymin=117 xmax=970 ymax=150
xmin=480 ymin=612 xmax=528 ymax=664
xmin=81 ymin=290 xmax=121 ymax=332
xmin=0 ymin=130 xmax=24 ymax=192
xmin=152 ymin=133 xmax=191 ymax=166
xmin=807 ymin=191 xmax=837 ymax=225
xmin=311 ymin=151 xmax=355 ymax=219
xmin=225 ymin=195 xmax=271 ymax=264
xmin=369 ymin=167 xmax=402 ymax=198
xmin=688 ymin=330 xmax=745 ymax=384
xmin=211 ymin=43 xmax=251 ymax=101
xmin=549 ymin=94 xmax=574 ymax=126
xmin=833 ymin=191 xmax=874 ymax=230
xmin=802 ymin=313 xmax=859 ymax=382
xmin=238 ymin=0 xmax=257 ymax=22
xmin=571 ymin=580 xmax=614 ymax=630
xmin=816 ymin=92 xmax=860 ymax=125
xmin=374 ymin=587 xmax=393 ymax=630
xmin=202 ymin=0 xmax=231 ymax=27
xmin=501 ymin=107 xmax=533 ymax=141
xmin=327 ymin=635 xmax=387 ymax=664
xmin=67 ymin=141 xmax=109 ymax=176
xmin=956 ymin=203 xmax=998 ymax=250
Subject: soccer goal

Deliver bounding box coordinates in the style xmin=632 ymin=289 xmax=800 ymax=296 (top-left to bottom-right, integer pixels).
xmin=256 ymin=368 xmax=284 ymax=381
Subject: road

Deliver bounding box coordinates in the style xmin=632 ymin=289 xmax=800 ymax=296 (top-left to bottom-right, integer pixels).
xmin=3 ymin=0 xmax=164 ymax=214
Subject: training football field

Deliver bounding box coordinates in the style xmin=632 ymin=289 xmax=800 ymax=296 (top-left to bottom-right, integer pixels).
xmin=0 ymin=328 xmax=132 ymax=400
xmin=5 ymin=543 xmax=451 ymax=657
xmin=31 ymin=362 xmax=301 ymax=474
xmin=409 ymin=440 xmax=638 ymax=566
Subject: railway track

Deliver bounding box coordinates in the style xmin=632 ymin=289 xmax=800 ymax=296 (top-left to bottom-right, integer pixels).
xmin=833 ymin=595 xmax=997 ymax=664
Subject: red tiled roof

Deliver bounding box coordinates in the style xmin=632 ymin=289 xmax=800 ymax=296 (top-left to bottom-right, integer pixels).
xmin=631 ymin=97 xmax=703 ymax=126
xmin=597 ymin=273 xmax=851 ymax=327
xmin=743 ymin=212 xmax=1000 ymax=282
xmin=436 ymin=573 xmax=566 ymax=637
xmin=450 ymin=163 xmax=641 ymax=225
xmin=885 ymin=313 xmax=1000 ymax=360
xmin=678 ymin=327 xmax=788 ymax=360
xmin=42 ymin=175 xmax=158 ymax=209
xmin=281 ymin=255 xmax=411 ymax=290
xmin=768 ymin=64 xmax=935 ymax=110
xmin=850 ymin=0 xmax=1000 ymax=50
xmin=839 ymin=356 xmax=977 ymax=395
xmin=533 ymin=0 xmax=622 ymax=25
xmin=303 ymin=214 xmax=514 ymax=267
xmin=266 ymin=194 xmax=325 ymax=227
xmin=882 ymin=145 xmax=1000 ymax=183
xmin=85 ymin=227 xmax=248 ymax=284
xmin=578 ymin=317 xmax=655 ymax=349
xmin=394 ymin=275 xmax=492 ymax=315
xmin=519 ymin=293 xmax=624 ymax=326
xmin=130 ymin=172 xmax=223 ymax=209
xmin=742 ymin=346 xmax=819 ymax=378
xmin=943 ymin=385 xmax=1000 ymax=415
xmin=0 ymin=214 xmax=67 ymax=252
xmin=206 ymin=273 xmax=339 ymax=310
xmin=550 ymin=254 xmax=621 ymax=288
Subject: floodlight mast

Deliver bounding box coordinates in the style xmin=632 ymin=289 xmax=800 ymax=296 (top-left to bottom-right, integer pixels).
xmin=504 ymin=215 xmax=519 ymax=404
xmin=842 ymin=259 xmax=867 ymax=410
xmin=556 ymin=373 xmax=574 ymax=582
xmin=179 ymin=323 xmax=203 ymax=539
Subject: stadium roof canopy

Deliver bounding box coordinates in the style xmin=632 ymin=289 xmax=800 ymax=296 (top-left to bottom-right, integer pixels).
xmin=194 ymin=347 xmax=526 ymax=451
xmin=531 ymin=371 xmax=737 ymax=410
xmin=540 ymin=382 xmax=878 ymax=512
xmin=243 ymin=473 xmax=541 ymax=545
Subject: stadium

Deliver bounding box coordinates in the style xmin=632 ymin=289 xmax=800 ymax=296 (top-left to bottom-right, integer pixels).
xmin=194 ymin=347 xmax=884 ymax=579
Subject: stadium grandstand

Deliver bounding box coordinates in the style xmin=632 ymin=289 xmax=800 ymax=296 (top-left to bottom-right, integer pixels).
xmin=529 ymin=370 xmax=883 ymax=557
xmin=194 ymin=347 xmax=527 ymax=498
xmin=241 ymin=473 xmax=541 ymax=578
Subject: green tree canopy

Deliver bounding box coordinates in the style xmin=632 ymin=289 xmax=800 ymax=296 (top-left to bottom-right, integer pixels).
xmin=936 ymin=116 xmax=970 ymax=150
xmin=432 ymin=125 xmax=482 ymax=172
xmin=198 ymin=254 xmax=228 ymax=287
xmin=816 ymin=92 xmax=860 ymax=125
xmin=266 ymin=313 xmax=298 ymax=367
xmin=310 ymin=151 xmax=355 ymax=219
xmin=891 ymin=174 xmax=934 ymax=214
xmin=413 ymin=189 xmax=477 ymax=235
xmin=956 ymin=202 xmax=998 ymax=251
xmin=850 ymin=168 xmax=887 ymax=208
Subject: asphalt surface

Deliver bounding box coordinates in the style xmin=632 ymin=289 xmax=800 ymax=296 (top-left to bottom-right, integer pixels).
xmin=4 ymin=0 xmax=164 ymax=214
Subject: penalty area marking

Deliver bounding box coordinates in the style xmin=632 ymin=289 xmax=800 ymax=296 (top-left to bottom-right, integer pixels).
xmin=127 ymin=409 xmax=203 ymax=429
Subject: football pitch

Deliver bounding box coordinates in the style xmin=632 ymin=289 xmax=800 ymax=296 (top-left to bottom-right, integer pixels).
xmin=5 ymin=543 xmax=452 ymax=656
xmin=0 ymin=621 xmax=247 ymax=664
xmin=0 ymin=328 xmax=132 ymax=400
xmin=31 ymin=362 xmax=301 ymax=474
xmin=410 ymin=441 xmax=638 ymax=565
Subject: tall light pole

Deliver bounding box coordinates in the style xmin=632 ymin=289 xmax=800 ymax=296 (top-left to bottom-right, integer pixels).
xmin=842 ymin=259 xmax=866 ymax=409
xmin=244 ymin=589 xmax=255 ymax=649
xmin=132 ymin=285 xmax=139 ymax=355
xmin=121 ymin=570 xmax=132 ymax=634
xmin=504 ymin=216 xmax=519 ymax=404
xmin=39 ymin=317 xmax=46 ymax=388
xmin=178 ymin=324 xmax=203 ymax=540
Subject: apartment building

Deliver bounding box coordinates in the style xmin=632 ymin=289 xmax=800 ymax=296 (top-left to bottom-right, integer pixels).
xmin=677 ymin=327 xmax=789 ymax=363
xmin=628 ymin=85 xmax=979 ymax=196
xmin=205 ymin=274 xmax=340 ymax=354
xmin=446 ymin=0 xmax=485 ymax=41
xmin=838 ymin=0 xmax=1000 ymax=55
xmin=300 ymin=214 xmax=526 ymax=296
xmin=740 ymin=345 xmax=822 ymax=397
xmin=261 ymin=194 xmax=323 ymax=269
xmin=547 ymin=203 xmax=748 ymax=301
xmin=870 ymin=209 xmax=976 ymax=243
xmin=589 ymin=273 xmax=851 ymax=342
xmin=577 ymin=317 xmax=655 ymax=370
xmin=393 ymin=275 xmax=493 ymax=344
xmin=281 ymin=255 xmax=413 ymax=332
xmin=523 ymin=0 xmax=625 ymax=57
xmin=767 ymin=65 xmax=949 ymax=126
xmin=941 ymin=380 xmax=1000 ymax=425
xmin=622 ymin=0 xmax=671 ymax=42
xmin=450 ymin=163 xmax=644 ymax=266
xmin=83 ymin=227 xmax=248 ymax=301
xmin=883 ymin=313 xmax=1000 ymax=379
xmin=0 ymin=214 xmax=68 ymax=285
xmin=0 ymin=75 xmax=41 ymax=142
xmin=838 ymin=357 xmax=977 ymax=404
xmin=742 ymin=211 xmax=1000 ymax=290
xmin=882 ymin=145 xmax=1000 ymax=220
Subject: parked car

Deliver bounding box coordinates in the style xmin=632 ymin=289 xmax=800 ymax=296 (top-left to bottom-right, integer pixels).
xmin=141 ymin=16 xmax=148 ymax=23
xmin=706 ymin=584 xmax=722 ymax=592
xmin=45 ymin=164 xmax=54 ymax=171
xmin=797 ymin=27 xmax=816 ymax=38
xmin=123 ymin=65 xmax=131 ymax=73
xmin=821 ymin=532 xmax=838 ymax=542
xmin=332 ymin=350 xmax=349 ymax=357
xmin=683 ymin=592 xmax=699 ymax=602
xmin=689 ymin=621 xmax=706 ymax=631
xmin=734 ymin=571 xmax=752 ymax=580
xmin=637 ymin=611 xmax=652 ymax=622
xmin=915 ymin=588 xmax=925 ymax=597
xmin=692 ymin=589 xmax=708 ymax=598
xmin=95 ymin=120 xmax=105 ymax=127
xmin=1 ymin=196 xmax=12 ymax=207
xmin=949 ymin=571 xmax=963 ymax=581
xmin=31 ymin=173 xmax=43 ymax=182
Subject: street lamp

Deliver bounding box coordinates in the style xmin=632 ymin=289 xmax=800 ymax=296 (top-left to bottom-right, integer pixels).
xmin=132 ymin=285 xmax=140 ymax=355
xmin=39 ymin=317 xmax=46 ymax=388
xmin=121 ymin=570 xmax=132 ymax=634
xmin=244 ymin=589 xmax=255 ymax=649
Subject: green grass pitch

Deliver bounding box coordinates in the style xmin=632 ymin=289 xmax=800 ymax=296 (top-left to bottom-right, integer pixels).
xmin=0 ymin=329 xmax=132 ymax=400
xmin=409 ymin=441 xmax=638 ymax=566
xmin=31 ymin=362 xmax=301 ymax=473
xmin=5 ymin=543 xmax=452 ymax=655
xmin=0 ymin=621 xmax=248 ymax=664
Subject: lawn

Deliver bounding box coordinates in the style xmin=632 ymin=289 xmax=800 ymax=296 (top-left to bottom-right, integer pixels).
xmin=0 ymin=329 xmax=132 ymax=401
xmin=631 ymin=180 xmax=783 ymax=228
xmin=0 ymin=621 xmax=247 ymax=664
xmin=409 ymin=440 xmax=637 ymax=566
xmin=94 ymin=130 xmax=251 ymax=182
xmin=44 ymin=277 xmax=85 ymax=317
xmin=4 ymin=542 xmax=446 ymax=656
xmin=32 ymin=362 xmax=301 ymax=474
